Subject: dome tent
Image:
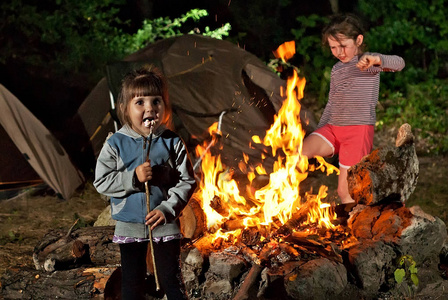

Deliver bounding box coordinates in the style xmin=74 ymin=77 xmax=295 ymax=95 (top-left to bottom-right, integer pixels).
xmin=78 ymin=34 xmax=315 ymax=171
xmin=0 ymin=84 xmax=84 ymax=200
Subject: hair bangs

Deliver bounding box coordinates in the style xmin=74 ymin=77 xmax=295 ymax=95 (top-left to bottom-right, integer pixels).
xmin=127 ymin=75 xmax=164 ymax=99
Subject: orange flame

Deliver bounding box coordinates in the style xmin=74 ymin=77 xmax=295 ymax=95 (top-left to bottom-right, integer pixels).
xmin=194 ymin=41 xmax=338 ymax=243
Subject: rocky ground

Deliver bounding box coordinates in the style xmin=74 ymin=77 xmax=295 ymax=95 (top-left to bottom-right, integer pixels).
xmin=1 ymin=140 xmax=447 ymax=298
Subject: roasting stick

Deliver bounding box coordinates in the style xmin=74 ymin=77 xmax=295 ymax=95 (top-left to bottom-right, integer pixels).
xmin=144 ymin=119 xmax=160 ymax=291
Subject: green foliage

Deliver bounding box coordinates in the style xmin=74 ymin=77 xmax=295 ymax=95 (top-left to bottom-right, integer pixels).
xmin=0 ymin=1 xmax=230 ymax=82
xmin=394 ymin=255 xmax=419 ymax=296
xmin=112 ymin=9 xmax=230 ymax=57
xmin=358 ymin=0 xmax=448 ymax=82
xmin=377 ymin=79 xmax=448 ymax=154
xmin=1 ymin=0 xmax=129 ymax=74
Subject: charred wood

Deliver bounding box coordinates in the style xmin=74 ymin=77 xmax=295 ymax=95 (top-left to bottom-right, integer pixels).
xmin=276 ymin=200 xmax=318 ymax=235
xmin=1 ymin=266 xmax=120 ymax=299
xmin=239 ymin=245 xmax=261 ymax=265
xmin=33 ymin=226 xmax=120 ymax=272
xmin=210 ymin=195 xmax=231 ymax=217
xmin=232 ymin=264 xmax=264 ymax=300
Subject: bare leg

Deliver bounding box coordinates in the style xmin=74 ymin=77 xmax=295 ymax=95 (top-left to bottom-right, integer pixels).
xmin=302 ymin=134 xmax=354 ymax=203
xmin=338 ymin=167 xmax=355 ymax=204
xmin=302 ymin=134 xmax=333 ymax=158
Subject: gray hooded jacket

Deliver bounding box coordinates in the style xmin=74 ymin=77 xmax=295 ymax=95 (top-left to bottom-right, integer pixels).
xmin=94 ymin=124 xmax=197 ymax=238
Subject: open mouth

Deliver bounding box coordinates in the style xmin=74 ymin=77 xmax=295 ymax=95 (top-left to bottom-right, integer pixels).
xmin=143 ymin=117 xmax=154 ymax=123
xmin=143 ymin=117 xmax=155 ymax=128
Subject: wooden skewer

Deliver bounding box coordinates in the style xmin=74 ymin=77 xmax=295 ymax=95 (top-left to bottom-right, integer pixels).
xmin=144 ymin=124 xmax=160 ymax=291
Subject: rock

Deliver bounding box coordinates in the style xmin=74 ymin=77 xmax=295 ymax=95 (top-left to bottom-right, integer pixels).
xmin=202 ymin=280 xmax=233 ymax=300
xmin=284 ymin=258 xmax=347 ymax=300
xmin=183 ymin=247 xmax=204 ymax=269
xmin=207 ymin=252 xmax=246 ymax=282
xmin=347 ymin=204 xmax=447 ymax=295
xmin=399 ymin=206 xmax=447 ymax=267
xmin=346 ymin=240 xmax=396 ymax=293
xmin=93 ymin=205 xmax=116 ymax=226
xmin=181 ymin=247 xmax=205 ymax=296
xmin=414 ymin=280 xmax=448 ymax=299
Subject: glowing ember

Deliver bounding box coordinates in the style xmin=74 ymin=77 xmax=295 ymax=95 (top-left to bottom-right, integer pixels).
xmin=194 ymin=41 xmax=340 ymax=245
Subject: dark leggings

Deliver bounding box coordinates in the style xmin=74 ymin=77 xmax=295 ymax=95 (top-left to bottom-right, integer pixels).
xmin=119 ymin=240 xmax=187 ymax=300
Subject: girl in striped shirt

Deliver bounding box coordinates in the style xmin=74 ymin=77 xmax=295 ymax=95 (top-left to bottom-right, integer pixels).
xmin=302 ymin=13 xmax=405 ymax=204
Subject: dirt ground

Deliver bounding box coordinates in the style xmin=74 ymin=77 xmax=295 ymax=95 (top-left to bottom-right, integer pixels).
xmin=0 ymin=182 xmax=108 ymax=278
xmin=1 ymin=153 xmax=447 ymax=283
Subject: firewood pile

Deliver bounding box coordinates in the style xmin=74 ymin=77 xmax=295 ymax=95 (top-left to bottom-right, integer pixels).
xmin=2 ymin=123 xmax=448 ymax=299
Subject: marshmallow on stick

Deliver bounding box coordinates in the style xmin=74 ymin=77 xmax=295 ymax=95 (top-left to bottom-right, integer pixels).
xmin=144 ymin=119 xmax=155 ymax=130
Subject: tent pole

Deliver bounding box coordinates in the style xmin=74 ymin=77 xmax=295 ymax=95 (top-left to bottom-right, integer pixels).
xmin=109 ymin=91 xmax=118 ymax=132
xmin=193 ymin=110 xmax=227 ymax=172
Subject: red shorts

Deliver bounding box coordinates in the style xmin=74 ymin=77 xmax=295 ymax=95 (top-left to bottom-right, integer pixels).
xmin=310 ymin=124 xmax=374 ymax=168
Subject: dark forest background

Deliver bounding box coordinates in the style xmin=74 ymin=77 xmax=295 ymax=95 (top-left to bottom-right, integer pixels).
xmin=1 ymin=0 xmax=447 ymax=158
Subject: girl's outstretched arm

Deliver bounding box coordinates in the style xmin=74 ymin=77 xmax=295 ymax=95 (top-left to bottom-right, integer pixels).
xmin=357 ymin=53 xmax=405 ymax=72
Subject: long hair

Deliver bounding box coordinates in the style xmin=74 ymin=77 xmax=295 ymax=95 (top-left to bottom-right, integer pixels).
xmin=117 ymin=65 xmax=173 ymax=130
xmin=322 ymin=13 xmax=366 ymax=53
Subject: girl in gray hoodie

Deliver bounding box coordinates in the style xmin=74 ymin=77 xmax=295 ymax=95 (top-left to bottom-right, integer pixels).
xmin=94 ymin=65 xmax=196 ymax=299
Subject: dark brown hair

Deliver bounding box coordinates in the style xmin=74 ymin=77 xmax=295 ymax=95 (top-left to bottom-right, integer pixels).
xmin=322 ymin=13 xmax=366 ymax=52
xmin=117 ymin=65 xmax=173 ymax=129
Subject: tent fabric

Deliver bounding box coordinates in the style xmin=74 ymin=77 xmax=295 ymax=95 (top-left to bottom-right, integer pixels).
xmin=0 ymin=124 xmax=41 ymax=187
xmin=0 ymin=84 xmax=84 ymax=199
xmin=79 ymin=35 xmax=315 ymax=170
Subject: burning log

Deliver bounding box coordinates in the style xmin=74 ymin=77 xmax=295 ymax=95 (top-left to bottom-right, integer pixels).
xmin=347 ymin=123 xmax=419 ymax=205
xmin=221 ymin=213 xmax=265 ymax=232
xmin=233 ymin=241 xmax=280 ymax=300
xmin=240 ymin=227 xmax=269 ymax=246
xmin=180 ymin=196 xmax=207 ymax=240
xmin=279 ymin=243 xmax=300 ymax=259
xmin=284 ymin=232 xmax=343 ymax=263
xmin=276 ymin=200 xmax=318 ymax=235
xmin=222 ymin=218 xmax=246 ymax=231
xmin=239 ymin=245 xmax=261 ymax=265
xmin=210 ymin=195 xmax=231 ymax=217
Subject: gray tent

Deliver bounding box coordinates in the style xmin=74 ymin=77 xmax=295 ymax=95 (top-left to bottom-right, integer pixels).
xmin=0 ymin=84 xmax=84 ymax=200
xmin=79 ymin=35 xmax=314 ymax=170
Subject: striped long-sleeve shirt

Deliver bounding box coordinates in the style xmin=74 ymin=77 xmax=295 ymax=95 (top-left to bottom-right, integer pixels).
xmin=318 ymin=52 xmax=405 ymax=128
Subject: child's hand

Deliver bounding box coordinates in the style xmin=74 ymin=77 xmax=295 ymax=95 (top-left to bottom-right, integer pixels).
xmin=145 ymin=209 xmax=165 ymax=230
xmin=357 ymin=54 xmax=381 ymax=71
xmin=135 ymin=161 xmax=152 ymax=183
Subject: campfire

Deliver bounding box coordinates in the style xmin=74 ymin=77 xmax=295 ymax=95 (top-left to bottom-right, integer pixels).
xmin=192 ymin=41 xmax=349 ymax=259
